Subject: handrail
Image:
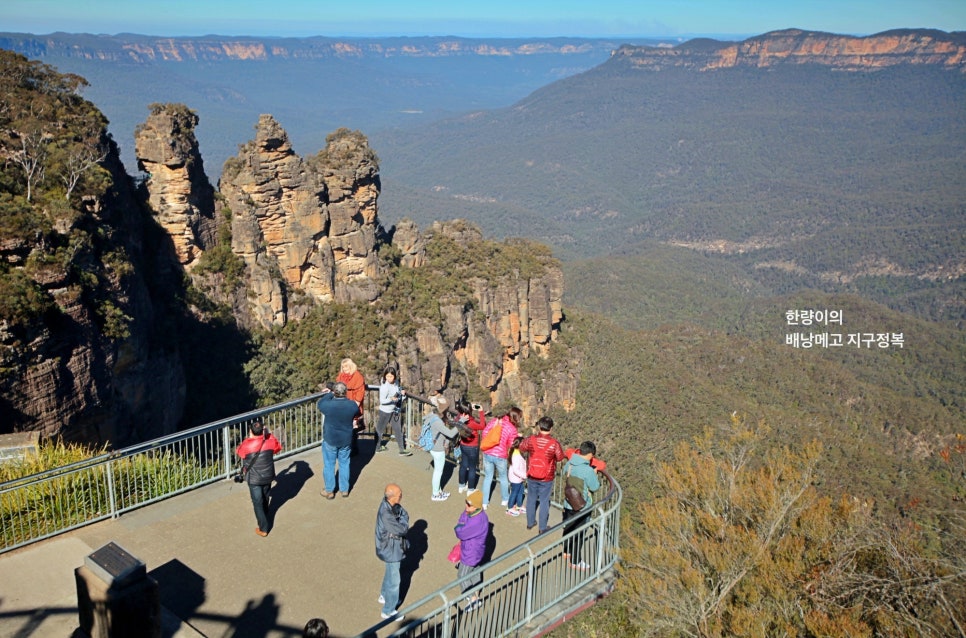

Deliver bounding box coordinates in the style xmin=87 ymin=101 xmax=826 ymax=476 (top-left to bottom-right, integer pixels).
xmin=0 ymin=389 xmax=422 ymax=554
xmin=354 ymin=469 xmax=623 ymax=637
xmin=1 ymin=392 xmax=623 ymax=638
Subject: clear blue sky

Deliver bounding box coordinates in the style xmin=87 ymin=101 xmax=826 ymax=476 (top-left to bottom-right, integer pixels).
xmin=3 ymin=0 xmax=965 ymax=39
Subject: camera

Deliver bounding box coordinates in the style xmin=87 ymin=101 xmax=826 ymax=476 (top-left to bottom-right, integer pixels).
xmin=232 ymin=471 xmax=244 ymax=483
xmin=472 ymin=403 xmax=482 ymax=412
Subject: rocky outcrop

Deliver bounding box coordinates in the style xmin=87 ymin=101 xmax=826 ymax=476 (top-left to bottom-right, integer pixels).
xmin=0 ymin=138 xmax=186 ymax=446
xmin=134 ymin=104 xmax=218 ymax=267
xmin=614 ymin=29 xmax=966 ymax=72
xmin=215 ymin=117 xmax=380 ymax=328
xmin=389 ymin=221 xmax=573 ymax=423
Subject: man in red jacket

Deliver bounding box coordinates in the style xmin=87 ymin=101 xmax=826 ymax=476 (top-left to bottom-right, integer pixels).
xmin=519 ymin=416 xmax=564 ymax=533
xmin=235 ymin=420 xmax=282 ymax=536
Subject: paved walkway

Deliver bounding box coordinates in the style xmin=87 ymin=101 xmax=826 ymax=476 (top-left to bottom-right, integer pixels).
xmin=0 ymin=442 xmax=540 ymax=638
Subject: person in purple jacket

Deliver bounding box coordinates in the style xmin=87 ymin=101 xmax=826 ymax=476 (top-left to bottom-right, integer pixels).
xmin=454 ymin=488 xmax=489 ymax=612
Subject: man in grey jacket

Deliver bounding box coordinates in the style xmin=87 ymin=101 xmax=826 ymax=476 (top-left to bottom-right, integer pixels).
xmin=375 ymin=483 xmax=410 ymax=622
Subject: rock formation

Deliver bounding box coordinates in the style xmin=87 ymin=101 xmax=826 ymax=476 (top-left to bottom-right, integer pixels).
xmin=134 ymin=104 xmax=218 ymax=267
xmin=614 ymin=29 xmax=966 ymax=72
xmin=215 ymin=117 xmax=380 ymax=328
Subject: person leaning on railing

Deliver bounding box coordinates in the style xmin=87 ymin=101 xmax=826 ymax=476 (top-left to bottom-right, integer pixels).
xmin=561 ymin=441 xmax=601 ymax=571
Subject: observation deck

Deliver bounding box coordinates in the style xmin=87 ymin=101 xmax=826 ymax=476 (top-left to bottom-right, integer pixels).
xmin=0 ymin=395 xmax=621 ymax=637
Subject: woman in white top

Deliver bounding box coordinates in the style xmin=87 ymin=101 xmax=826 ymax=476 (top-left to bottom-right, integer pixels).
xmin=376 ymin=367 xmax=411 ymax=455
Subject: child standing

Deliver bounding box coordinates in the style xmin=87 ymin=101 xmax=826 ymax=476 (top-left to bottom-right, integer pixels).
xmin=506 ymin=436 xmax=527 ymax=516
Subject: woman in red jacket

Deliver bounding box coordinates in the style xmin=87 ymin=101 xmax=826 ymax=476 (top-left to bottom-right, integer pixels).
xmin=455 ymin=399 xmax=487 ymax=494
xmin=337 ymin=357 xmax=366 ymax=455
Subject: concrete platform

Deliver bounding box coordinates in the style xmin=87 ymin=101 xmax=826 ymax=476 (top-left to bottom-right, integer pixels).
xmin=0 ymin=443 xmax=541 ymax=638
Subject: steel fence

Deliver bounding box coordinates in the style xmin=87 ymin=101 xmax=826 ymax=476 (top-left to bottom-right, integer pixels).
xmin=0 ymin=390 xmax=422 ymax=554
xmin=357 ymin=470 xmax=622 ymax=638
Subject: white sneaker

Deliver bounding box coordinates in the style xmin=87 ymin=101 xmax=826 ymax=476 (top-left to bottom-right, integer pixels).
xmin=500 ymin=500 xmax=508 ymax=507
xmin=378 ymin=595 xmax=385 ymax=605
xmin=432 ymin=492 xmax=450 ymax=501
xmin=482 ymin=503 xmax=488 ymax=510
xmin=570 ymin=560 xmax=591 ymax=571
xmin=458 ymin=484 xmax=467 ymax=493
xmin=381 ymin=610 xmax=405 ymax=621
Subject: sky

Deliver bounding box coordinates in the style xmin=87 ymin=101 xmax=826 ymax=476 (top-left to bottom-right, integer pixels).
xmin=2 ymin=0 xmax=965 ymax=39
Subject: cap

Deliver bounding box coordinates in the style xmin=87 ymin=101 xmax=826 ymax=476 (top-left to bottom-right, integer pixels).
xmin=466 ymin=489 xmax=483 ymax=509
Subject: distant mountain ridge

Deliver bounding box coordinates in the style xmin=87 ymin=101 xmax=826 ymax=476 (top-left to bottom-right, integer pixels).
xmin=0 ymin=32 xmax=632 ymax=63
xmin=614 ymin=28 xmax=966 ymax=71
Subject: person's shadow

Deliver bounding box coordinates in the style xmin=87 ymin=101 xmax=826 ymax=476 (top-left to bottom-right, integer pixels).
xmin=269 ymin=460 xmax=313 ymax=528
xmin=229 ymin=592 xmax=279 ymax=638
xmin=399 ymin=519 xmax=429 ymax=603
xmin=483 ymin=522 xmax=497 ymax=564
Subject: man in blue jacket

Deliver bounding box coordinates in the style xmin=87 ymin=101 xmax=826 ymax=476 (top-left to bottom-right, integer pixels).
xmin=561 ymin=440 xmax=601 ymax=570
xmin=375 ymin=483 xmax=410 ymax=622
xmin=317 ymin=381 xmax=359 ymax=498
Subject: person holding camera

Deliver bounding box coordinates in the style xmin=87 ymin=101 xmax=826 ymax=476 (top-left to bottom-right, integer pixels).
xmin=376 ymin=367 xmax=411 ymax=456
xmin=235 ymin=420 xmax=282 ymax=537
xmin=455 ymin=399 xmax=486 ymax=494
xmin=317 ymin=381 xmax=358 ymax=498
xmin=375 ymin=483 xmax=410 ymax=622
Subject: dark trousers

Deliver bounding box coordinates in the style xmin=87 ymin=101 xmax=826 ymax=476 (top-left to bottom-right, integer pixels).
xmin=249 ymin=482 xmax=271 ymax=532
xmin=376 ymin=410 xmax=406 ymax=451
xmin=562 ymin=507 xmax=590 ymax=564
xmin=458 ymin=444 xmax=480 ymax=489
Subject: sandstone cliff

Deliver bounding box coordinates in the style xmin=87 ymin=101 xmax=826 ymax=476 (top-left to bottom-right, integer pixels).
xmin=0 ymin=52 xmax=186 ymax=445
xmin=134 ymin=103 xmax=218 ymax=267
xmin=613 ymin=29 xmax=966 ymax=72
xmin=134 ymin=107 xmax=572 ymax=422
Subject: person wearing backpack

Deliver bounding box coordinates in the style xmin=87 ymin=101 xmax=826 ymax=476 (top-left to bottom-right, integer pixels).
xmin=427 ymin=395 xmax=459 ymax=501
xmin=479 ymin=407 xmax=522 ymax=511
xmin=561 ymin=441 xmax=601 ymax=570
xmin=519 ymin=416 xmax=564 ymax=533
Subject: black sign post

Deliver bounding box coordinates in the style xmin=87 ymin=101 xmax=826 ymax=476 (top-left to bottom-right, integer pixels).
xmin=75 ymin=542 xmax=160 ymax=638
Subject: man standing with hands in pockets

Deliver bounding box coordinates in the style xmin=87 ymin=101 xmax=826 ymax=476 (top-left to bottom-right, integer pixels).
xmin=375 ymin=483 xmax=410 ymax=622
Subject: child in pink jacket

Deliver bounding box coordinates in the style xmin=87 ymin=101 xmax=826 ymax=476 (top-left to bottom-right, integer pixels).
xmin=506 ymin=436 xmax=527 ymax=516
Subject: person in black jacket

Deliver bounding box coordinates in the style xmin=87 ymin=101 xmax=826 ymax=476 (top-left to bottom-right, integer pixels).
xmin=235 ymin=420 xmax=282 ymax=536
xmin=374 ymin=483 xmax=410 ymax=622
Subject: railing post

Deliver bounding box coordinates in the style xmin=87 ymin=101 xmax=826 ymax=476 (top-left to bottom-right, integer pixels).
xmin=222 ymin=426 xmax=232 ymax=478
xmin=106 ymin=458 xmax=118 ymax=519
xmin=525 ymin=551 xmax=536 ymax=624
xmin=595 ymin=505 xmax=608 ymax=578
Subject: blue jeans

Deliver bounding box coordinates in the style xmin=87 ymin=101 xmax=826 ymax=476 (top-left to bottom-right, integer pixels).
xmin=248 ymin=482 xmax=271 ymax=532
xmin=458 ymin=444 xmax=480 ymax=489
xmin=526 ymin=479 xmax=553 ymax=531
xmin=380 ymin=560 xmax=401 ymax=615
xmin=481 ymin=454 xmax=508 ymax=506
xmin=322 ymin=441 xmax=351 ymax=494
xmin=508 ymin=481 xmax=525 ymax=509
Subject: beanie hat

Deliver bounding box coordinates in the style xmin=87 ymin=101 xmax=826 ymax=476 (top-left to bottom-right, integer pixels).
xmin=466 ymin=489 xmax=483 ymax=509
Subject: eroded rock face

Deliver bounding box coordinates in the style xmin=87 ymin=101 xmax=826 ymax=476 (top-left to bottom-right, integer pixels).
xmin=398 ymin=221 xmax=573 ymax=424
xmin=615 ymin=29 xmax=966 ymax=72
xmin=217 ymin=117 xmax=380 ymax=327
xmin=134 ymin=104 xmax=217 ymax=267
xmin=136 ymin=111 xmax=573 ymax=423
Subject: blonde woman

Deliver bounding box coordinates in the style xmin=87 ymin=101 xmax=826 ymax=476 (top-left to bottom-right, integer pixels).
xmin=337 ymin=358 xmax=366 ymax=455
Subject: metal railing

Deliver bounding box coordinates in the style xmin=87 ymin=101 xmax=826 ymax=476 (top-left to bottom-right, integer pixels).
xmin=357 ymin=469 xmax=622 ymax=638
xmin=1 ymin=392 xmax=623 ymax=638
xmin=0 ymin=389 xmax=426 ymax=554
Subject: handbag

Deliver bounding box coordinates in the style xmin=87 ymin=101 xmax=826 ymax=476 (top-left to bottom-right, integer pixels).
xmin=480 ymin=418 xmax=503 ymax=451
xmin=564 ymin=467 xmax=586 ymax=510
xmin=447 ymin=543 xmax=461 ymax=563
